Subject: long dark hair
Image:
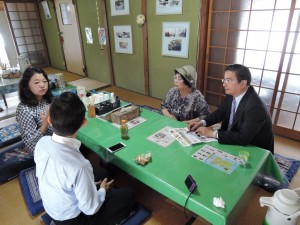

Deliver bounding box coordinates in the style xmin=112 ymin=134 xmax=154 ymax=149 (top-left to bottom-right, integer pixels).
xmin=19 ymin=67 xmax=53 ymax=106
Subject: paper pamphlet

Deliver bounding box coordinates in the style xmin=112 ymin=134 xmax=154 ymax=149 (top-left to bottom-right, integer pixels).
xmin=169 ymin=127 xmax=217 ymax=146
xmin=111 ymin=117 xmax=147 ymax=129
xmin=147 ymin=126 xmax=176 ymax=147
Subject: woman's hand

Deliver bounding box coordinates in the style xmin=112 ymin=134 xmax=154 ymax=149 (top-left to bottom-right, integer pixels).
xmin=161 ymin=108 xmax=176 ymax=120
xmin=39 ymin=106 xmax=50 ymax=134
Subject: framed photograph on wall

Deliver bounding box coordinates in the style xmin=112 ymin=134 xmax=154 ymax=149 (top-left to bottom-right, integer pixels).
xmin=156 ymin=0 xmax=182 ymax=15
xmin=162 ymin=22 xmax=190 ymax=58
xmin=110 ymin=0 xmax=130 ymax=16
xmin=113 ymin=25 xmax=133 ymax=54
xmin=41 ymin=0 xmax=51 ymax=19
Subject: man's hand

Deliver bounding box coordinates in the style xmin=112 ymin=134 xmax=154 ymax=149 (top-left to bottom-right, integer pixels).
xmin=196 ymin=127 xmax=214 ymax=138
xmin=96 ymin=178 xmax=114 ymax=191
xmin=188 ymin=121 xmax=203 ymax=131
xmin=183 ymin=118 xmax=200 ymax=124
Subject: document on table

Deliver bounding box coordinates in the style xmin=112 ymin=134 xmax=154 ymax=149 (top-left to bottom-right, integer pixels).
xmin=169 ymin=127 xmax=217 ymax=146
xmin=111 ymin=117 xmax=147 ymax=129
xmin=192 ymin=145 xmax=243 ymax=174
xmin=147 ymin=126 xmax=176 ymax=147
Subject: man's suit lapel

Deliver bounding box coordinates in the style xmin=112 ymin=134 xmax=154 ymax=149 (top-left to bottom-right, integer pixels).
xmin=231 ymin=87 xmax=252 ymax=127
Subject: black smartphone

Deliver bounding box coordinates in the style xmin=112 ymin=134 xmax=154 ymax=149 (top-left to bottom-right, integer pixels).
xmin=106 ymin=142 xmax=126 ymax=153
xmin=185 ymin=175 xmax=197 ymax=193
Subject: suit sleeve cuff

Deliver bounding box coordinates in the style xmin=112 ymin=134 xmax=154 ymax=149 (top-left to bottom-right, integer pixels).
xmin=98 ymin=188 xmax=106 ymax=202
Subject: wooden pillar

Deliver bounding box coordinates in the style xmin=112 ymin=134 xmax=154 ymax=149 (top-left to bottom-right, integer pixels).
xmin=196 ymin=0 xmax=209 ymax=93
xmin=101 ymin=0 xmax=115 ymax=85
xmin=141 ymin=0 xmax=149 ymax=95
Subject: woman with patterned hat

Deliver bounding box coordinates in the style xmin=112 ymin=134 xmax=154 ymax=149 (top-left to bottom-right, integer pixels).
xmin=160 ymin=65 xmax=210 ymax=122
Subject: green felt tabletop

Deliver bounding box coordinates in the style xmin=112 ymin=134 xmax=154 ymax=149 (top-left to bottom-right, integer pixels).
xmin=77 ymin=106 xmax=284 ymax=225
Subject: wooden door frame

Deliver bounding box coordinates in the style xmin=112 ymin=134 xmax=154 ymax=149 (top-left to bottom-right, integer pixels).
xmin=196 ymin=0 xmax=209 ymax=93
xmin=47 ymin=0 xmax=67 ymax=71
xmin=52 ymin=0 xmax=87 ymax=76
xmin=101 ymin=0 xmax=115 ymax=85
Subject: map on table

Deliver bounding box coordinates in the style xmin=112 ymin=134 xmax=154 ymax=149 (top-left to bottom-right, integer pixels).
xmin=192 ymin=145 xmax=244 ymax=174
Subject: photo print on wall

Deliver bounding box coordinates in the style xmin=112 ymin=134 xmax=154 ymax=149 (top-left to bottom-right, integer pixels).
xmin=162 ymin=22 xmax=190 ymax=58
xmin=156 ymin=0 xmax=182 ymax=15
xmin=113 ymin=25 xmax=133 ymax=54
xmin=110 ymin=0 xmax=130 ymax=16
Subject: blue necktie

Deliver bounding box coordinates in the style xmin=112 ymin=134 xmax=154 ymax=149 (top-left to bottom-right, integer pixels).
xmin=228 ymin=98 xmax=236 ymax=131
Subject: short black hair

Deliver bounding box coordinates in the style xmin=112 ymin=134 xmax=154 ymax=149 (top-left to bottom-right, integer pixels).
xmin=19 ymin=67 xmax=53 ymax=106
xmin=50 ymin=92 xmax=86 ymax=136
xmin=225 ymin=64 xmax=251 ymax=85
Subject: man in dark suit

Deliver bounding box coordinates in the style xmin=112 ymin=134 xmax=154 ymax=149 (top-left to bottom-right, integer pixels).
xmin=189 ymin=64 xmax=274 ymax=153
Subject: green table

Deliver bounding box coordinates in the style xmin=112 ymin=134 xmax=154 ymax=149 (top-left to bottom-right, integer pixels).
xmin=77 ymin=107 xmax=284 ymax=225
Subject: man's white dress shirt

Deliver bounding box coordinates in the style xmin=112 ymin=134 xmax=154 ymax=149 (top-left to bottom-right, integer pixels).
xmin=34 ymin=134 xmax=105 ymax=221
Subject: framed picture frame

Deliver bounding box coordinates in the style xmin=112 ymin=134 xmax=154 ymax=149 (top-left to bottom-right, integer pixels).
xmin=156 ymin=0 xmax=182 ymax=15
xmin=113 ymin=25 xmax=133 ymax=54
xmin=98 ymin=27 xmax=106 ymax=45
xmin=110 ymin=0 xmax=130 ymax=16
xmin=41 ymin=0 xmax=51 ymax=19
xmin=162 ymin=22 xmax=190 ymax=58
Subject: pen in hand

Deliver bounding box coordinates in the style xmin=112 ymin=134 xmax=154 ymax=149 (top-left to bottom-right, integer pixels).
xmin=187 ymin=128 xmax=194 ymax=133
xmin=187 ymin=124 xmax=195 ymax=133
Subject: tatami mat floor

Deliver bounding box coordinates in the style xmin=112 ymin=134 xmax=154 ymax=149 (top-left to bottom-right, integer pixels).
xmin=43 ymin=67 xmax=82 ymax=82
xmin=44 ymin=67 xmax=110 ymax=91
xmin=68 ymin=78 xmax=110 ymax=91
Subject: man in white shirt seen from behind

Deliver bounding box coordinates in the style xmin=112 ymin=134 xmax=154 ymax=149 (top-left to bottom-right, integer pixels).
xmin=35 ymin=92 xmax=136 ymax=225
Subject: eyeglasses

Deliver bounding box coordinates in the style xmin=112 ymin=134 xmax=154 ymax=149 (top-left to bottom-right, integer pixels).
xmin=173 ymin=75 xmax=183 ymax=81
xmin=221 ymin=78 xmax=238 ymax=84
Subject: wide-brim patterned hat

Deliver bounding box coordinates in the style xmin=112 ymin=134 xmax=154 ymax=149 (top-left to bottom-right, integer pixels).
xmin=174 ymin=65 xmax=197 ymax=86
